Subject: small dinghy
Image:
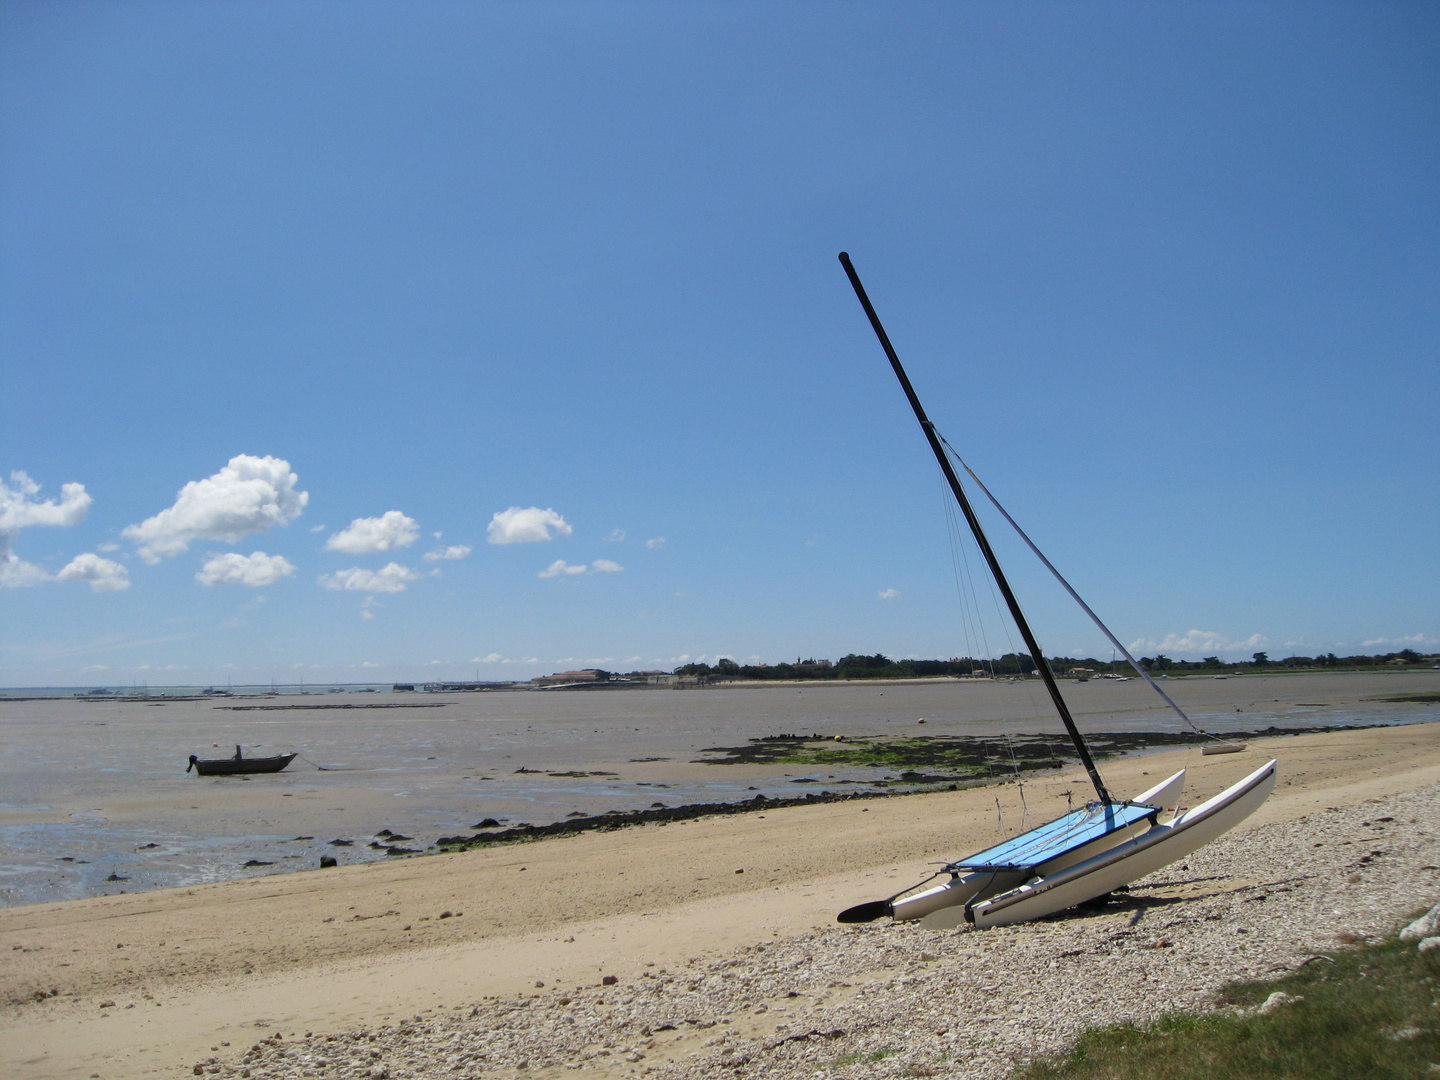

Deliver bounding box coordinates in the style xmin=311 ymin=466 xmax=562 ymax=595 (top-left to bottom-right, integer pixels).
xmin=835 ymin=253 xmax=1276 ymax=929
xmin=187 ymin=745 xmax=297 ymax=776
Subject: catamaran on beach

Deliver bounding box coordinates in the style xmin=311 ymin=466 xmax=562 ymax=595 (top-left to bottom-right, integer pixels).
xmin=835 ymin=252 xmax=1276 ymax=928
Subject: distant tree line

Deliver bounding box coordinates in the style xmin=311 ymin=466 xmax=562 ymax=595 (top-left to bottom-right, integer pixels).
xmin=669 ymin=647 xmax=1433 ymax=682
xmin=1135 ymin=648 xmax=1430 ymax=672
xmin=673 ymin=652 xmax=1038 ymax=681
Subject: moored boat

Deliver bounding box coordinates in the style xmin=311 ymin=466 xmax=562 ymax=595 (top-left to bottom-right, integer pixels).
xmin=187 ymin=745 xmax=297 ymax=776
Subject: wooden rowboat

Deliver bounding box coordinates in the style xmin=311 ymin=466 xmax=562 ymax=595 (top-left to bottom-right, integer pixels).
xmin=187 ymin=745 xmax=297 ymax=776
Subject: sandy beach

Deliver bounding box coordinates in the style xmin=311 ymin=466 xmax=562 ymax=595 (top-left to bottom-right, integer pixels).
xmin=3 ymin=717 xmax=1439 ymax=1079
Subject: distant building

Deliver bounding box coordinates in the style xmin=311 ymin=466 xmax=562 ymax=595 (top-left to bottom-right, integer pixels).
xmin=392 ymin=683 xmax=415 ymax=692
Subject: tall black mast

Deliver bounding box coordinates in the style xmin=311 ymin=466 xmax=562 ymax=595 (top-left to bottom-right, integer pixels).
xmin=839 ymin=251 xmax=1113 ymax=805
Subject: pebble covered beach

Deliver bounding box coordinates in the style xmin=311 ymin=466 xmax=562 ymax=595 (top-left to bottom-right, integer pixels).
xmin=211 ymin=783 xmax=1439 ymax=1080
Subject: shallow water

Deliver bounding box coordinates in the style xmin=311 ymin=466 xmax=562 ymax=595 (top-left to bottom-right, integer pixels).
xmin=1 ymin=671 xmax=1435 ymax=906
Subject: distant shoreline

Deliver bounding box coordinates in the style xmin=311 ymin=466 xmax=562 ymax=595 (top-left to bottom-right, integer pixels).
xmin=3 ymin=664 xmax=1436 ymax=701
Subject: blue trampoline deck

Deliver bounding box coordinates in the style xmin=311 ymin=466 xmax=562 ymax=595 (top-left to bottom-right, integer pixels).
xmin=949 ymin=801 xmax=1158 ymax=872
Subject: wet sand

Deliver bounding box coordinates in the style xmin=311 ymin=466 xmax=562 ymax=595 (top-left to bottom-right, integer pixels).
xmin=2 ymin=718 xmax=1438 ymax=1079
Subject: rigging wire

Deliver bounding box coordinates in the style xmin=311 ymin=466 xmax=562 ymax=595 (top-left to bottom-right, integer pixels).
xmin=947 ymin=462 xmax=1054 ymax=750
xmin=1004 ymin=735 xmax=1030 ymax=831
xmin=940 ymin=474 xmax=995 ymax=675
xmin=940 ymin=459 xmax=1081 ymax=784
xmin=935 ymin=432 xmax=1221 ymax=742
xmin=940 ymin=484 xmax=979 ymax=669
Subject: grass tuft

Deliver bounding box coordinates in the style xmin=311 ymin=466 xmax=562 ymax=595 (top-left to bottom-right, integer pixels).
xmin=1014 ymin=927 xmax=1440 ymax=1080
xmin=834 ymin=1045 xmax=900 ymax=1066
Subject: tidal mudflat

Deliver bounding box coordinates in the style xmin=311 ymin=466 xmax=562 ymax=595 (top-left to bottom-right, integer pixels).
xmin=0 ymin=671 xmax=1434 ymax=904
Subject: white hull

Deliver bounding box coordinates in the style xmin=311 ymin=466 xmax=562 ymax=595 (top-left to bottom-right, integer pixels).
xmin=901 ymin=768 xmax=1188 ymax=928
xmin=967 ymin=758 xmax=1277 ymax=928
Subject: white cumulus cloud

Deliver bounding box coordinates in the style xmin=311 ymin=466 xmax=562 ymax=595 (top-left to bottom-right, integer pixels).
xmin=318 ymin=563 xmax=422 ymax=593
xmin=57 ymin=553 xmax=130 ymax=592
xmin=0 ymin=470 xmax=91 ymax=536
xmin=539 ymin=559 xmax=588 ymax=578
xmin=538 ymin=558 xmax=623 ymax=579
xmin=474 ymin=653 xmax=503 ymax=663
xmin=878 ymin=588 xmax=900 ymax=600
xmin=325 ymin=511 xmax=419 ymax=554
xmin=645 ymin=536 xmax=667 ymax=549
xmin=1128 ymin=629 xmax=1268 ymax=656
xmin=487 ymin=506 xmax=572 ymax=545
xmin=122 ymin=454 xmax=307 ymax=563
xmin=604 ymin=529 xmax=626 ymax=542
xmin=197 ymin=551 xmax=296 ymax=587
xmin=1361 ymin=632 xmax=1439 ymax=649
xmin=423 ymin=544 xmax=472 ymax=562
xmin=1 ymin=555 xmax=50 ymax=587
xmin=0 ymin=470 xmax=92 ymax=587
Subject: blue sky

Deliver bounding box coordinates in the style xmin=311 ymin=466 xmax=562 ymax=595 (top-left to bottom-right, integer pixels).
xmin=2 ymin=2 xmax=1436 ymax=686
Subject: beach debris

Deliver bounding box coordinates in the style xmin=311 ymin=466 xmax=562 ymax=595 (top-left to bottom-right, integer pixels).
xmin=375 ymin=829 xmax=411 ymax=841
xmin=601 ymin=975 xmax=618 ymax=986
xmin=328 ymin=839 xmax=353 ymax=846
xmin=1256 ymin=991 xmax=1303 ymax=1015
xmin=99 ymin=1000 xmax=115 ymax=1009
xmin=1202 ymin=742 xmax=1246 ymax=755
xmin=319 ymin=856 xmax=337 ymax=868
xmin=105 ymin=872 xmax=128 ymax=882
xmin=472 ymin=818 xmax=502 ymax=828
xmin=1400 ymin=902 xmax=1440 ymax=942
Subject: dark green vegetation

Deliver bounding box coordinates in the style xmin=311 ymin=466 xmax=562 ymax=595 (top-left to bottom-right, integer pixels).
xmin=430 ymin=790 xmax=891 ymax=850
xmin=1377 ymin=692 xmax=1440 ymax=704
xmin=667 ymin=648 xmax=1436 ymax=682
xmin=673 ymin=653 xmax=1037 ymax=681
xmin=1015 ymin=931 xmax=1440 ymax=1080
xmin=695 ymin=728 xmax=1341 ymax=775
